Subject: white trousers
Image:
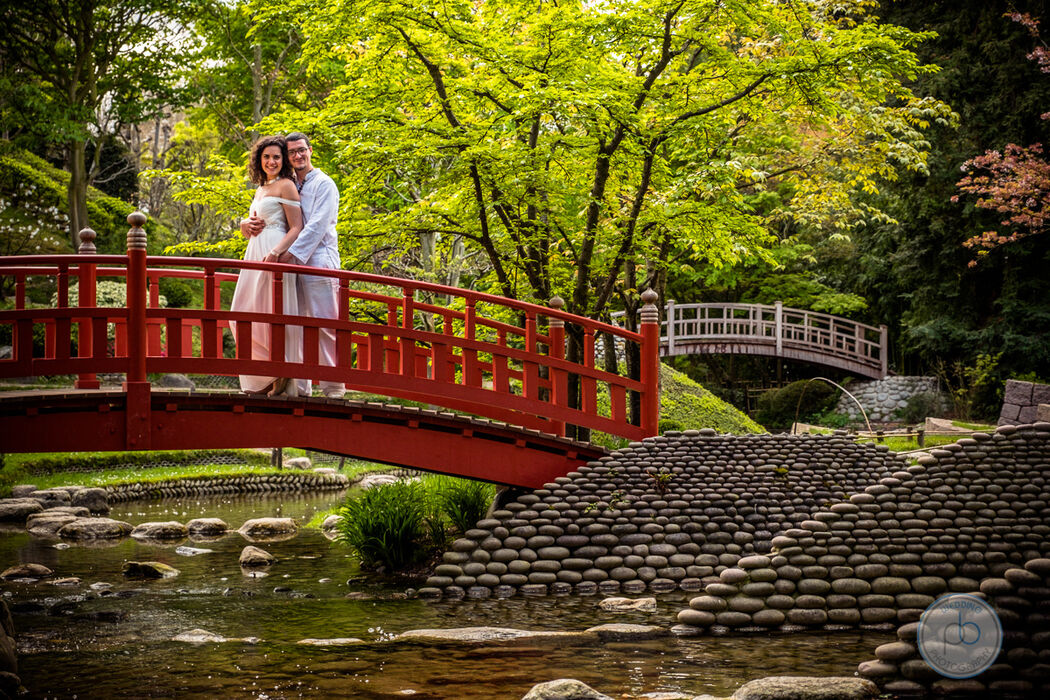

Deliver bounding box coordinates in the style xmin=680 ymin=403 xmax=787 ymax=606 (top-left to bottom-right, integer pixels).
xmin=295 ymin=273 xmax=343 ymax=395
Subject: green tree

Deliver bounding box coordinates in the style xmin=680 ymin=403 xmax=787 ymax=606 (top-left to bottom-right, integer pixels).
xmin=0 ymin=0 xmax=186 ymax=246
xmin=264 ymin=0 xmax=949 ymax=328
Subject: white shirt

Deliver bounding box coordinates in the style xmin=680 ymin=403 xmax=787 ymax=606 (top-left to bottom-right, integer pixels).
xmin=287 ymin=168 xmax=340 ymax=270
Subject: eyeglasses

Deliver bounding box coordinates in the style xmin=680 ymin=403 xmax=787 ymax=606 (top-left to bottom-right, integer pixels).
xmin=288 ymin=147 xmax=309 ymax=156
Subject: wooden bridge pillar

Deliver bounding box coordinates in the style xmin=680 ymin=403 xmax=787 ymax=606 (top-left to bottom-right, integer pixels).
xmin=123 ymin=212 xmax=151 ymax=449
xmin=74 ymin=227 xmax=100 ymax=390
xmin=640 ymin=289 xmax=660 ymax=436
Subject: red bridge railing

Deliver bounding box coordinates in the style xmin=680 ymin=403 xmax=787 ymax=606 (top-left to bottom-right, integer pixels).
xmin=0 ymin=214 xmax=661 ymax=443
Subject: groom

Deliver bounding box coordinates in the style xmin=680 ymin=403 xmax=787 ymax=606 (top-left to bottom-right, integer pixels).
xmin=244 ymin=132 xmax=344 ymax=399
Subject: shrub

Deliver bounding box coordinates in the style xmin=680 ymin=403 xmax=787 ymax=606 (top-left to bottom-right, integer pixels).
xmin=334 ymin=480 xmax=441 ymax=570
xmin=158 ymin=277 xmax=195 ymax=308
xmin=426 ymin=475 xmax=495 ymax=534
xmin=755 ymin=379 xmax=840 ymax=431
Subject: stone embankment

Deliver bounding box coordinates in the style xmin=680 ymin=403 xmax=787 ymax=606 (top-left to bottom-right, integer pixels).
xmin=104 ymin=472 xmax=349 ymax=502
xmin=834 ymin=376 xmax=945 ymax=424
xmin=421 ymin=430 xmax=908 ymax=598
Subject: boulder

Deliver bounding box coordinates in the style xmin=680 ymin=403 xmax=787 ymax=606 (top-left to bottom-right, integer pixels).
xmin=321 ymin=514 xmax=343 ymax=531
xmin=358 ymin=473 xmax=401 ymax=490
xmin=131 ymin=521 xmax=189 ymax=541
xmin=25 ymin=512 xmax=79 ymax=538
xmin=732 ymin=676 xmax=878 ymax=700
xmin=598 ymin=596 xmax=657 ymax=613
xmin=186 ymin=518 xmax=229 ymax=538
xmin=0 ymin=498 xmax=44 ymax=522
xmin=28 ymin=489 xmax=70 ymax=506
xmin=284 ymin=457 xmax=312 ymax=470
xmin=239 ymin=546 xmax=276 ymax=568
xmin=57 ymin=517 xmax=134 ymax=541
xmin=521 ymin=679 xmax=614 ymax=700
xmin=0 ymin=563 xmax=53 ymax=581
xmin=122 ymin=561 xmax=180 ymax=579
xmin=237 ymin=517 xmax=298 ymax=542
xmin=10 ymin=485 xmax=37 ymax=498
xmin=71 ymin=488 xmax=110 ymax=514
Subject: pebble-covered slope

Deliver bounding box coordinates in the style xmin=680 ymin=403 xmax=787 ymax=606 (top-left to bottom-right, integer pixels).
xmin=419 ymin=430 xmax=907 ymax=598
xmin=674 ymin=422 xmax=1050 ymax=634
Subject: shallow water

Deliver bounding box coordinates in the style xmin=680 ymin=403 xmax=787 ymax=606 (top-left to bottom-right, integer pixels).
xmin=1 ymin=491 xmax=892 ymax=699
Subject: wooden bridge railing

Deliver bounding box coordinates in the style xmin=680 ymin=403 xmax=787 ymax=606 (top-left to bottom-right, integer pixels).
xmin=0 ymin=214 xmax=661 ymax=443
xmin=614 ymin=300 xmax=888 ymax=378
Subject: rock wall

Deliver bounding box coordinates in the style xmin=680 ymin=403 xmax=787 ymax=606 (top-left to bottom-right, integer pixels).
xmin=857 ymin=558 xmax=1050 ymax=697
xmin=673 ymin=422 xmax=1049 ymax=635
xmin=104 ymin=472 xmax=348 ymax=502
xmin=420 ymin=431 xmax=908 ymax=599
xmin=999 ymin=379 xmax=1050 ymax=426
xmin=834 ymin=376 xmax=945 ymax=424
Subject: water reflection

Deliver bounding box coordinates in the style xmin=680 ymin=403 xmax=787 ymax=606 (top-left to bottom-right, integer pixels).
xmin=1 ymin=491 xmax=892 ymax=698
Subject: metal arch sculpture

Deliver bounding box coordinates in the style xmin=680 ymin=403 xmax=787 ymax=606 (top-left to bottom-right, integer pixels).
xmin=0 ymin=214 xmax=661 ymax=486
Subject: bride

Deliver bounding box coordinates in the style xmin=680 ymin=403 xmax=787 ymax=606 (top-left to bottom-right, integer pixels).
xmin=231 ymin=135 xmax=304 ymax=396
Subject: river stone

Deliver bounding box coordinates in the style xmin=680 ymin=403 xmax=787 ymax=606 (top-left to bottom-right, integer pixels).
xmin=122 ymin=561 xmax=180 ymax=579
xmin=521 ymin=679 xmax=614 ymax=700
xmin=0 ymin=498 xmax=44 ymax=522
xmin=0 ymin=563 xmax=53 ymax=580
xmin=58 ymin=517 xmax=133 ymax=541
xmin=321 ymin=515 xmax=342 ymax=531
xmin=131 ymin=521 xmax=189 ymax=541
xmin=586 ymin=623 xmax=667 ymax=641
xmin=10 ymin=485 xmax=37 ymax=498
xmin=240 ymin=546 xmax=276 ymax=568
xmin=173 ymin=629 xmax=227 ymax=643
xmin=297 ymin=637 xmax=364 ymax=646
xmin=71 ymin=487 xmax=110 ymax=513
xmin=25 ymin=512 xmax=79 ymax=538
xmin=187 ymin=518 xmax=229 ymax=537
xmin=284 ymin=457 xmax=312 ymax=470
xmin=237 ymin=518 xmax=298 ymax=542
xmin=598 ymin=597 xmax=657 ymax=613
xmin=28 ymin=489 xmax=70 ymax=506
xmin=395 ymin=626 xmax=595 ymax=646
xmin=732 ymin=676 xmax=878 ymax=699
xmin=678 ymin=609 xmax=716 ymax=626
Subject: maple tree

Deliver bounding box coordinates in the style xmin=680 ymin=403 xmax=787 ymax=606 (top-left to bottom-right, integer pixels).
xmin=954 ymin=11 xmax=1050 ymax=265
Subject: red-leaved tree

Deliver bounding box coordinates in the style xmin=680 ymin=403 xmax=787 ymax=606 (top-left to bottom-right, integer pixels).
xmin=953 ymin=12 xmax=1050 ymax=266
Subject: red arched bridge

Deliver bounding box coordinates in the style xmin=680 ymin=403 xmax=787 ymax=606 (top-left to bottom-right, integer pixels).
xmin=0 ymin=215 xmax=662 ymax=488
xmin=615 ymin=300 xmax=889 ymax=379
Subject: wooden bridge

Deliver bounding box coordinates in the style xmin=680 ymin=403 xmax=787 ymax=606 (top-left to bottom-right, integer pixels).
xmin=617 ymin=301 xmax=889 ymax=379
xmin=0 ymin=215 xmax=662 ymax=488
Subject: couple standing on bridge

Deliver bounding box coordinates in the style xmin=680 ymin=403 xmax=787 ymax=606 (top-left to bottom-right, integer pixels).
xmin=229 ymin=132 xmax=345 ymax=400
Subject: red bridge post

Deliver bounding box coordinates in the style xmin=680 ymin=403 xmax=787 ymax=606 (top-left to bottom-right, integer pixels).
xmin=547 ymin=296 xmax=567 ymax=437
xmin=75 ymin=227 xmax=100 ymax=389
xmin=639 ymin=288 xmax=660 ymax=437
xmin=123 ymin=212 xmax=151 ymax=449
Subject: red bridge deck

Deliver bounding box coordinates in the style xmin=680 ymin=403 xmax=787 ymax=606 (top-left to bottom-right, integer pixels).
xmin=0 ymin=215 xmax=660 ymax=488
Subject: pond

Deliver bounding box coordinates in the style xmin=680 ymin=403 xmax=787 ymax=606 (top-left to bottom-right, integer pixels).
xmin=1 ymin=490 xmax=892 ymax=699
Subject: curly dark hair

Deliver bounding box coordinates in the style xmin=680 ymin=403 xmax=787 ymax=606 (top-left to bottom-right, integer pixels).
xmin=248 ymin=135 xmax=293 ymax=186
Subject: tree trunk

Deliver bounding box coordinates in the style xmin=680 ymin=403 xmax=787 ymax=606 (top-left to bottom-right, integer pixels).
xmin=67 ymin=141 xmax=89 ymax=248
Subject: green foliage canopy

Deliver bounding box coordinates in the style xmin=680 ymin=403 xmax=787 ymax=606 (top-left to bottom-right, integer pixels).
xmin=260 ymin=0 xmax=952 ymax=319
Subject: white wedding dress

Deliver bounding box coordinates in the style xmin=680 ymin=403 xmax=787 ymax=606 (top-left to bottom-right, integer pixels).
xmin=230 ymin=192 xmax=303 ymax=394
